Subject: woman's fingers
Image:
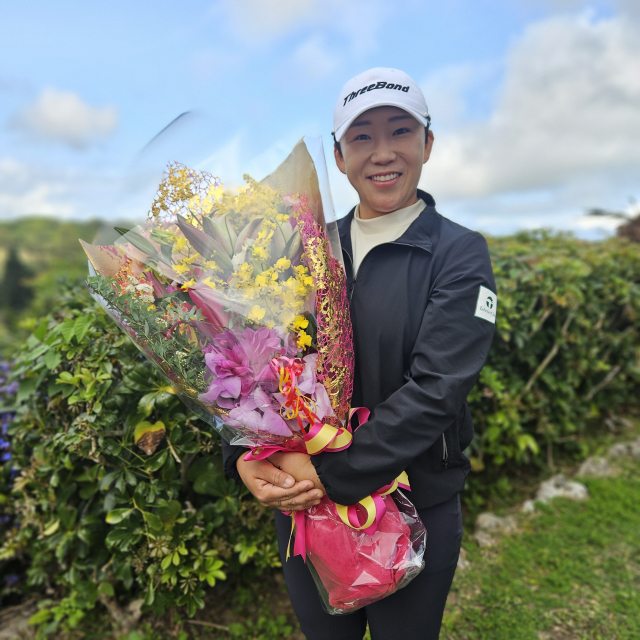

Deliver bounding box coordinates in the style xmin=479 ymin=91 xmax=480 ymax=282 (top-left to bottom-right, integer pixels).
xmin=262 ymin=487 xmax=323 ymax=511
xmin=236 ymin=456 xmax=323 ymax=511
xmin=254 ymin=458 xmax=296 ymax=489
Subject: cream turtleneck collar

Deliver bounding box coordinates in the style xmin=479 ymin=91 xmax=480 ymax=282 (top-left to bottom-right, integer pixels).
xmin=350 ymin=198 xmax=424 ymax=275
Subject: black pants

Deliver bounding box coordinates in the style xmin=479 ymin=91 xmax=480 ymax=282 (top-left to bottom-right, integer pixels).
xmin=275 ymin=493 xmax=463 ymax=640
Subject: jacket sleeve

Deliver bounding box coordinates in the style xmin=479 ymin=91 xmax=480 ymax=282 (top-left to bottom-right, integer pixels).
xmin=311 ymin=231 xmax=496 ymax=505
xmin=221 ymin=440 xmax=248 ymax=482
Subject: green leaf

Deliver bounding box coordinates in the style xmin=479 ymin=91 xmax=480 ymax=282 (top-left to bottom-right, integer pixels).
xmin=29 ymin=609 xmax=52 ymax=625
xmin=146 ymin=449 xmax=168 ymax=472
xmin=16 ymin=377 xmax=38 ymax=404
xmin=187 ymin=455 xmax=220 ymax=482
xmin=180 ymin=441 xmax=199 ymax=454
xmin=43 ymin=349 xmax=62 ymax=371
xmin=33 ymin=319 xmax=48 ymax=341
xmin=60 ymin=320 xmax=76 ymax=343
xmin=193 ymin=472 xmax=226 ymax=497
xmin=43 ymin=519 xmax=60 ymax=536
xmin=116 ymin=228 xmax=170 ymax=265
xmin=144 ymin=582 xmax=155 ymax=606
xmin=143 ymin=511 xmax=163 ymax=531
xmin=99 ymin=470 xmax=120 ymax=490
xmin=29 ymin=343 xmax=51 ymax=359
xmin=106 ymin=508 xmax=132 ymax=524
xmin=98 ymin=582 xmax=115 ymax=596
xmin=158 ymin=500 xmax=181 ymax=528
xmin=74 ymin=315 xmax=93 ymax=342
xmin=517 ymin=433 xmax=540 ymax=455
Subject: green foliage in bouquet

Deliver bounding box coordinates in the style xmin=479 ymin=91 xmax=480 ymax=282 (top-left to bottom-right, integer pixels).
xmin=466 ymin=231 xmax=640 ymax=504
xmin=0 ymin=284 xmax=280 ymax=636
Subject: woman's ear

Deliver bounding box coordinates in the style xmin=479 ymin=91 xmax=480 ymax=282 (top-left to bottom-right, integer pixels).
xmin=334 ymin=144 xmax=347 ymax=175
xmin=423 ymin=129 xmax=434 ymax=164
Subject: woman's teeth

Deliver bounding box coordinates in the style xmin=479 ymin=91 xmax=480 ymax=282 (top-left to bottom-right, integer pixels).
xmin=370 ymin=173 xmax=400 ymax=182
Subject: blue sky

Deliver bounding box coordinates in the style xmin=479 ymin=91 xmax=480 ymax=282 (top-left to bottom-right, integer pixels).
xmin=1 ymin=0 xmax=638 ymax=237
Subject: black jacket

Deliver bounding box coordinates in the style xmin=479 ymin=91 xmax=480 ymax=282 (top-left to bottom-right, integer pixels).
xmin=222 ymin=191 xmax=496 ymax=509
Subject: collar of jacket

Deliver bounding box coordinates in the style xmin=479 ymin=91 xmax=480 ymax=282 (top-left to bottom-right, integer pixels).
xmin=337 ymin=189 xmax=435 ymax=259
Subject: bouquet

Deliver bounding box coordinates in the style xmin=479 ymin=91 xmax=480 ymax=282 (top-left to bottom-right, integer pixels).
xmin=82 ymin=138 xmax=426 ymax=613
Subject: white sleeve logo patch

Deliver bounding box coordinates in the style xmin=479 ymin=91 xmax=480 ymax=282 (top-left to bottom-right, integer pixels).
xmin=474 ymin=286 xmax=497 ymax=324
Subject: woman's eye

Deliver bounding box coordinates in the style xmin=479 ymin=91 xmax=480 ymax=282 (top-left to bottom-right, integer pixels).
xmin=353 ymin=134 xmax=371 ymax=141
xmin=393 ymin=127 xmax=411 ymax=136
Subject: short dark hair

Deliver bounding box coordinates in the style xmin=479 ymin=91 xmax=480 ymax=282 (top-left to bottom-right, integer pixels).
xmin=333 ymin=123 xmax=431 ymax=158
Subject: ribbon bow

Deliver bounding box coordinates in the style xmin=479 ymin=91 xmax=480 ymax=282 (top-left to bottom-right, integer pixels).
xmin=287 ymin=471 xmax=411 ymax=561
xmin=244 ymin=357 xmax=359 ymax=461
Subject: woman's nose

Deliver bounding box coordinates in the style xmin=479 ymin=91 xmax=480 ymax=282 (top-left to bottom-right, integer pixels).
xmin=370 ymin=140 xmax=396 ymax=164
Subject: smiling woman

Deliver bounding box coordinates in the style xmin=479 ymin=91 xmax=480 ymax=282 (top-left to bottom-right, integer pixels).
xmin=226 ymin=67 xmax=497 ymax=640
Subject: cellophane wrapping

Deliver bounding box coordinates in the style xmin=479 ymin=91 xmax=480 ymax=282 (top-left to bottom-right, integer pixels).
xmin=302 ymin=490 xmax=427 ymax=615
xmin=81 ymin=138 xmax=354 ymax=452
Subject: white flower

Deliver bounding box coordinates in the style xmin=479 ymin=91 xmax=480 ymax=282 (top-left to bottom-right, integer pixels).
xmin=140 ymin=294 xmax=154 ymax=304
xmin=127 ymin=275 xmax=139 ymax=285
xmin=232 ymin=238 xmax=256 ymax=271
xmin=135 ymin=283 xmax=154 ymax=294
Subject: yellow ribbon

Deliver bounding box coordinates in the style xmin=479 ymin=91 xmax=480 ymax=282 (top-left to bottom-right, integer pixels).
xmin=379 ymin=478 xmax=398 ymax=496
xmin=286 ymin=516 xmax=295 ymax=561
xmin=396 ymin=470 xmax=410 ymax=488
xmin=335 ymin=495 xmax=377 ymax=531
xmin=304 ymin=423 xmax=340 ymax=454
xmin=326 ymin=427 xmax=353 ymax=450
xmin=334 ymin=471 xmax=410 ymax=530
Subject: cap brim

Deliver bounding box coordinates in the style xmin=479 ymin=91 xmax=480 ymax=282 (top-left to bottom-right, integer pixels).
xmin=334 ymin=104 xmax=429 ymax=142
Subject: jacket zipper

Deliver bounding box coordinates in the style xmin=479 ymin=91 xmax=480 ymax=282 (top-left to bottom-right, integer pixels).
xmin=343 ymin=248 xmax=357 ymax=302
xmin=442 ymin=433 xmax=449 ymax=469
xmin=349 ymin=277 xmax=357 ymax=302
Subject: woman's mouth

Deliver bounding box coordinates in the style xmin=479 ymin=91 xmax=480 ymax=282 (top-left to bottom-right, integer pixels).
xmin=368 ymin=172 xmax=401 ymax=187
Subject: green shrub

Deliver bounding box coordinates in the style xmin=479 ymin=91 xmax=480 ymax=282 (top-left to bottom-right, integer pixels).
xmin=1 ymin=231 xmax=639 ymax=633
xmin=0 ymin=285 xmax=279 ymax=636
xmin=466 ymin=231 xmax=640 ymax=504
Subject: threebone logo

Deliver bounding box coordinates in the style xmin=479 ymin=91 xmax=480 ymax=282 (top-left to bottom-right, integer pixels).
xmin=343 ymin=81 xmax=410 ymax=106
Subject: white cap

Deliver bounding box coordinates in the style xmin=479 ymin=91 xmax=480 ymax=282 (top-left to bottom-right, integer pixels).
xmin=332 ymin=68 xmax=429 ymax=142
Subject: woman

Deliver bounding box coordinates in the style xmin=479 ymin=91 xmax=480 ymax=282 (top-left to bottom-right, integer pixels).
xmin=223 ymin=68 xmax=497 ymax=640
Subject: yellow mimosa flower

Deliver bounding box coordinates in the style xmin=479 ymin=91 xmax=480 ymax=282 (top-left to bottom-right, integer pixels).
xmin=274 ymin=257 xmax=291 ymax=271
xmin=172 ymin=263 xmax=191 ymax=275
xmin=293 ymin=315 xmax=309 ymax=331
xmin=297 ymin=330 xmax=312 ymax=349
xmin=248 ymin=305 xmax=266 ymax=322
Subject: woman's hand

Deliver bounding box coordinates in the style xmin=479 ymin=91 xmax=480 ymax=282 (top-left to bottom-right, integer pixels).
xmin=268 ymin=452 xmax=326 ymax=497
xmin=236 ymin=456 xmax=323 ymax=512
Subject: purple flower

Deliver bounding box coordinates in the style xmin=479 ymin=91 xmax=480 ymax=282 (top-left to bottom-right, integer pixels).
xmin=198 ymin=327 xmax=286 ymax=407
xmin=225 ymin=388 xmax=292 ymax=436
xmin=236 ymin=327 xmax=285 ymax=379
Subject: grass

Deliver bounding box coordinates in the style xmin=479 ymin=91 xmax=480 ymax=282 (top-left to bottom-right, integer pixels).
xmin=442 ymin=458 xmax=640 ymax=640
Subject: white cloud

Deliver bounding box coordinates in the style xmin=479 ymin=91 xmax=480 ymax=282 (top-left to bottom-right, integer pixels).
xmin=218 ymin=0 xmax=386 ymax=58
xmin=9 ymin=88 xmax=118 ymax=148
xmin=0 ymin=158 xmax=74 ymax=217
xmin=0 ymin=158 xmax=128 ymax=220
xmin=290 ymin=35 xmax=339 ymax=80
xmin=423 ymin=12 xmax=640 ymax=202
xmin=220 ymin=0 xmax=317 ymax=43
